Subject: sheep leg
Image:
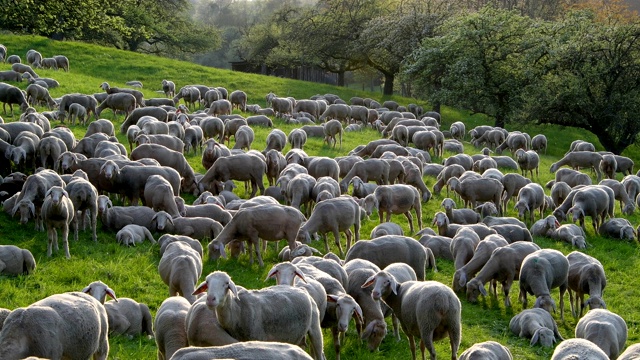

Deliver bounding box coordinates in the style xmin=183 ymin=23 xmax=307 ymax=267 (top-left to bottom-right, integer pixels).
xmin=72 ymin=213 xmax=80 ymax=242
xmin=559 ymin=283 xmax=567 ymax=321
xmin=252 ymin=235 xmax=264 ymax=267
xmin=519 ymin=286 xmax=528 ymax=309
xmin=408 ymin=334 xmax=417 ymax=360
xmin=503 ymin=280 xmax=513 ymax=307
xmin=62 ymin=224 xmax=70 ymax=259
xmin=404 ymin=212 xmax=414 ymax=234
xmin=392 ymin=314 xmax=401 ymax=341
xmin=344 ymin=228 xmax=352 ymax=254
xmin=90 ymin=211 xmax=97 ymax=242
xmin=331 ymin=326 xmax=341 ymax=360
xmin=47 ymin=226 xmax=56 ymax=257
xmin=569 ymin=289 xmax=577 ymax=318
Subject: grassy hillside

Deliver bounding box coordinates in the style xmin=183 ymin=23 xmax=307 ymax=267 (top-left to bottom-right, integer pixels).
xmin=0 ymin=35 xmax=639 ymax=359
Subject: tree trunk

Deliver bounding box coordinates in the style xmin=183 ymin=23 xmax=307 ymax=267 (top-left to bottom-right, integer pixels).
xmin=383 ymin=73 xmax=394 ymax=95
xmin=494 ymin=114 xmax=505 ymax=128
xmin=432 ymin=101 xmax=441 ymax=115
xmin=337 ymin=71 xmax=345 ymax=87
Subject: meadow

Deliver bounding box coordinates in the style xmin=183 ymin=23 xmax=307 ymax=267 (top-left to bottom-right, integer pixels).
xmin=0 ymin=34 xmax=640 ymax=359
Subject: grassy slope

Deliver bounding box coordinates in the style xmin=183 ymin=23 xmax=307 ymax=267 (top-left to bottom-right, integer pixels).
xmin=0 ymin=35 xmax=639 ymax=359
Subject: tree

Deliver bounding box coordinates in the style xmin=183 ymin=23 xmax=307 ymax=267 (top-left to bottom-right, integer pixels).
xmin=404 ymin=7 xmax=537 ymax=126
xmin=520 ymin=10 xmax=640 ymax=154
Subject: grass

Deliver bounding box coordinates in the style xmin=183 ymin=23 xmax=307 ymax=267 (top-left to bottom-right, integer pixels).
xmin=1 ymin=34 xmax=640 ymax=359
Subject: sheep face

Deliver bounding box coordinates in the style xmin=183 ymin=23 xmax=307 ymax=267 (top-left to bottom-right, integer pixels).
xmin=82 ymin=280 xmax=117 ymax=304
xmin=361 ymin=319 xmax=387 ymax=352
xmin=466 ymin=279 xmax=486 ymax=303
xmin=328 ymin=294 xmax=363 ymax=333
xmin=585 ymin=296 xmax=606 ymax=310
xmin=362 ymin=271 xmax=398 ymax=301
xmin=14 ymin=200 xmax=35 ymax=225
xmin=531 ymin=327 xmax=556 ymax=347
xmin=534 ymin=295 xmax=556 ymax=314
xmin=193 ymin=271 xmax=238 ymax=309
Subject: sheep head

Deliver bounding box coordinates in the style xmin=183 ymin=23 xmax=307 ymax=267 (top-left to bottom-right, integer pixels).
xmin=362 ymin=270 xmax=398 ymax=301
xmin=193 ymin=271 xmax=238 ymax=309
xmin=531 ymin=327 xmax=556 ymax=347
xmin=534 ymin=294 xmax=556 ymax=314
xmin=361 ymin=319 xmax=387 ymax=352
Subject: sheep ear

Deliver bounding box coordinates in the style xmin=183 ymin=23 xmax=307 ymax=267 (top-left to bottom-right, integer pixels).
xmin=327 ymin=294 xmax=339 ymax=303
xmin=45 ymin=188 xmax=53 ymax=198
xmin=81 ymin=284 xmax=92 ymax=294
xmin=458 ymin=271 xmax=467 ymax=287
xmin=361 ymin=275 xmax=376 ymax=288
xmin=105 ymin=287 xmax=118 ymax=302
xmin=390 ymin=277 xmax=399 ymax=295
xmin=219 ymin=244 xmax=227 ymax=259
xmin=192 ymin=281 xmax=208 ymax=295
xmin=265 ymin=268 xmax=278 ymax=281
xmin=228 ymin=280 xmax=238 ymax=296
xmin=167 ymin=216 xmax=174 ymax=225
xmin=531 ymin=329 xmax=540 ymax=346
xmin=28 ymin=202 xmax=35 ymax=217
xmin=620 ymin=228 xmax=625 ymax=239
xmin=479 ymin=284 xmax=487 ymax=296
xmin=295 ymin=269 xmax=307 ymax=283
xmin=353 ymin=303 xmax=364 ymax=324
xmin=62 ymin=189 xmax=69 ymax=198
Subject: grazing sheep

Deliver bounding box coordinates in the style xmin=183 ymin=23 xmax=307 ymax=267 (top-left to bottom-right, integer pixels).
xmin=64 ymin=176 xmax=98 ymax=242
xmin=550 ymin=151 xmax=604 ymax=182
xmin=531 ymin=134 xmax=547 ymax=154
xmin=372 ymin=184 xmax=423 ymax=233
xmin=68 ymin=102 xmax=87 ymax=126
xmin=599 ymin=178 xmax=636 ymax=215
xmin=208 ymin=203 xmax=306 ymax=267
xmin=519 ymin=249 xmax=569 ymax=320
xmin=288 ymin=128 xmax=308 ymax=149
xmin=296 ymin=196 xmax=360 ymax=256
xmin=96 ymin=92 xmax=136 ymax=119
xmin=324 ymin=119 xmax=343 ymax=149
xmin=530 ymin=215 xmax=560 ymax=238
xmin=130 ymin=143 xmax=199 ymax=195
xmin=152 ymin=211 xmax=222 ymax=240
xmin=448 ymin=177 xmax=504 ymax=215
xmin=466 ymin=241 xmax=541 ymax=306
xmin=567 ymin=251 xmax=607 ymax=319
xmin=158 ymin=234 xmax=203 ymax=259
xmin=459 ymin=341 xmax=513 ymax=360
xmin=600 ymin=153 xmax=618 ymax=179
xmin=551 ymin=224 xmax=588 ymax=249
xmin=514 ymin=183 xmax=546 ymax=225
xmin=453 ymin=234 xmax=508 ymax=293
xmin=53 ymin=55 xmax=69 ymax=71
xmin=41 ymin=186 xmax=74 ymax=259
xmin=599 ymin=217 xmax=636 ymax=241
xmin=161 ymin=79 xmax=175 ymax=97
xmin=362 ymin=270 xmax=461 ymax=360
xmin=370 ymin=222 xmax=404 ymax=238
xmin=144 ymin=175 xmax=181 ymax=218
xmin=575 ymin=309 xmax=628 ymax=359
xmin=418 ymin=234 xmax=453 ymax=261
xmin=515 ymin=149 xmax=540 ymax=178
xmin=0 ymin=82 xmax=29 ymax=115
xmin=171 ymin=341 xmax=314 ymax=360
xmin=115 ymin=224 xmax=155 ymax=247
xmin=0 ymin=70 xmax=22 ymax=82
xmin=0 ymin=244 xmax=36 ymax=275
xmin=158 ymin=241 xmax=202 ymax=304
xmin=551 ymin=338 xmax=609 ymax=360
xmin=154 ymin=296 xmax=190 ymax=360
xmin=509 ymin=308 xmax=563 ymax=347
xmin=25 ymin=83 xmax=55 ymax=109
xmin=232 ymin=124 xmax=254 ymax=150
xmin=198 ymin=153 xmax=265 ymax=197
xmin=6 ymin=55 xmax=20 ymax=64
xmin=568 ymin=185 xmax=612 ymax=233
xmin=56 ymin=94 xmax=98 ymax=123
xmin=0 ymin=292 xmax=109 ymax=360
xmin=192 ymin=271 xmax=325 ymax=360
xmin=441 ymin=197 xmax=480 ymax=225
xmin=339 ymin=158 xmax=390 ymax=193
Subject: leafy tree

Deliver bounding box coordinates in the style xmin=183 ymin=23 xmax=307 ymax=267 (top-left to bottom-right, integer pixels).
xmin=520 ymin=10 xmax=640 ymax=154
xmin=405 ymin=7 xmax=536 ymax=126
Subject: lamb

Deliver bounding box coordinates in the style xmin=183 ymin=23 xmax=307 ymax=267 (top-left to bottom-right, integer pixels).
xmin=599 ymin=217 xmax=636 ymax=241
xmin=68 ymin=102 xmax=87 ymax=126
xmin=550 ymin=151 xmax=604 ymax=181
xmin=135 ymin=133 xmax=184 ymax=153
xmin=171 ymin=342 xmax=315 ymax=360
xmin=441 ymin=197 xmax=480 ymax=225
xmin=515 ymin=149 xmax=540 ymax=178
xmin=345 ymin=235 xmax=433 ymax=280
xmin=514 ymin=183 xmax=546 ymax=225
xmin=432 ymin=164 xmax=465 ymax=195
xmin=466 ymin=241 xmax=541 ymax=306
xmin=99 ymin=161 xmax=181 ymax=206
xmin=362 ymin=270 xmax=461 ymax=360
xmin=232 ymin=124 xmax=254 ymax=150
xmin=519 ymin=249 xmax=569 ymax=320
xmin=64 ymin=176 xmax=98 ymax=242
xmin=370 ymin=222 xmax=404 ymax=238
xmin=192 ymin=271 xmax=325 ymax=360
xmin=278 ymin=243 xmax=321 ymax=261
xmin=575 ymin=309 xmax=628 ymax=359
xmin=509 ymin=308 xmax=563 ymax=347
xmin=85 ymin=118 xmax=115 ymax=137
xmin=567 ymin=251 xmax=607 ymax=318
xmin=323 ymin=119 xmax=343 ymax=149
xmin=0 ymin=82 xmax=29 ymax=115
xmin=207 ymin=203 xmax=306 ymax=267
xmin=115 ymin=224 xmax=156 ymax=246
xmin=551 ymin=224 xmax=587 ymax=249
xmin=56 ymin=94 xmax=98 ymax=122
xmin=0 ymin=292 xmax=109 ymax=360
xmin=154 ymin=296 xmax=190 ymax=360
xmin=0 ymin=244 xmax=36 ymax=275
xmin=296 ymin=196 xmax=360 ymax=256
xmin=41 ymin=186 xmax=74 ymax=259
xmin=453 ymin=234 xmax=508 ymax=293
xmin=158 ymin=241 xmax=202 ymax=303
xmin=53 ymin=55 xmax=69 ymax=71
xmin=95 ymin=92 xmax=136 ymax=119
xmin=100 ymin=81 xmax=144 ymax=106
xmin=12 ymin=169 xmax=63 ymax=231
xmin=551 ymin=338 xmax=609 ymax=360
xmin=151 ymin=211 xmax=222 ymax=240
xmin=144 ymin=175 xmax=181 ymax=217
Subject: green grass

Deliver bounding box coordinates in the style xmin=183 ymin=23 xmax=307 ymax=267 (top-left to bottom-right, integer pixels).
xmin=1 ymin=34 xmax=640 ymax=359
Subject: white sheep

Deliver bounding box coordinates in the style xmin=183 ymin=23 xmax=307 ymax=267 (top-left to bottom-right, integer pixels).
xmin=0 ymin=292 xmax=109 ymax=359
xmin=551 ymin=223 xmax=587 ymax=249
xmin=530 ymin=215 xmax=559 ymax=238
xmin=152 ymin=210 xmax=222 ymax=241
xmin=459 ymin=341 xmax=513 ymax=360
xmin=41 ymin=185 xmax=74 ymax=259
xmin=519 ymin=249 xmax=569 ymax=320
xmin=509 ymin=308 xmax=563 ymax=347
xmin=158 ymin=241 xmax=202 ymax=303
xmin=441 ymin=197 xmax=480 ymax=225
xmin=453 ymin=234 xmax=508 ymax=293
xmin=64 ymin=176 xmax=98 ymax=242
xmin=171 ymin=341 xmax=314 ymax=360
xmin=575 ymin=309 xmax=628 ymax=359
xmin=115 ymin=224 xmax=155 ymax=246
xmin=551 ymin=338 xmax=609 ymax=359
xmin=567 ymin=251 xmax=607 ymax=318
xmin=619 ymin=343 xmax=640 ymax=359
xmin=154 ymin=296 xmax=190 ymax=360
xmin=362 ymin=270 xmax=461 ymax=360
xmin=184 ymin=295 xmax=239 ymax=347
xmin=0 ymin=244 xmax=36 ymax=275
xmin=192 ymin=271 xmax=325 ymax=360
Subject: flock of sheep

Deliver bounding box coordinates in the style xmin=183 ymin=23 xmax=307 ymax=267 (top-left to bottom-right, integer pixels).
xmin=0 ymin=43 xmax=639 ymax=360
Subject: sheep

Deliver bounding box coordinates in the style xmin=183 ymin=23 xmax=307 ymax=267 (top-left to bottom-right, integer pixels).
xmin=158 ymin=234 xmax=203 ymax=259
xmin=530 ymin=134 xmax=547 ymax=154
xmin=319 ymin=103 xmax=351 ymax=123
xmin=509 ymin=308 xmax=563 ymax=347
xmin=372 ymin=184 xmax=423 ymax=233
xmin=495 ymin=132 xmax=527 ymax=155
xmin=466 ymin=241 xmax=541 ymax=306
xmin=51 ymin=55 xmax=69 ymax=71
xmin=472 ymin=129 xmax=505 ymax=149
xmin=0 ymin=82 xmax=29 ymax=115
xmin=345 ymin=235 xmax=432 ymax=280
xmin=208 ymin=203 xmax=306 ymax=267
xmin=11 ymin=63 xmax=38 ymax=78
xmin=99 ymin=161 xmax=181 ymax=206
xmin=171 ymin=342 xmax=315 ymax=360
xmin=158 ymin=241 xmax=202 ymax=304
xmin=154 ymin=296 xmax=190 ymax=360
xmin=599 ymin=178 xmax=636 ymax=215
xmin=41 ymin=186 xmax=74 ymax=259
xmin=490 ymin=224 xmax=534 ymax=243
xmin=96 ymin=92 xmax=136 ymax=119
xmin=453 ymin=234 xmax=508 ymax=293
xmin=530 ymin=215 xmax=560 ymax=237
xmin=130 ymin=143 xmax=199 ymax=195
xmin=0 ymin=244 xmax=36 ymax=275
xmin=450 ymin=121 xmax=466 ymax=140
xmin=600 ymin=153 xmax=618 ymax=179
xmin=418 ymin=233 xmax=453 ymax=261
xmin=98 ymin=198 xmax=158 ymax=232
xmin=599 ymin=217 xmax=636 ymax=241
xmin=161 ymin=79 xmax=175 ymax=97
xmin=0 ymin=70 xmax=22 ymax=82
xmin=198 ymin=153 xmax=265 ymax=197
xmin=576 ymin=309 xmax=628 ymax=359
xmin=184 ymin=295 xmax=239 ymax=349
xmin=24 ymin=83 xmax=55 ymax=109
xmin=11 ymin=170 xmax=63 ymax=230
xmin=64 ymin=176 xmax=98 ymax=242
xmin=567 ymin=251 xmax=607 ymax=319
xmin=175 ymin=202 xmax=232 ymax=227
xmin=288 ymin=128 xmax=308 ymax=150
xmin=6 ymin=55 xmax=20 ymax=64
xmin=370 ymin=222 xmax=404 ymax=238
xmin=56 ymin=94 xmax=98 ymax=123
xmin=192 ymin=271 xmax=325 ymax=360
xmin=568 ymin=185 xmax=612 ymax=232
xmin=85 ymin=119 xmax=115 ymax=138
xmin=432 ymin=164 xmax=465 ymax=195
xmin=339 ymin=158 xmax=390 ymax=193
xmin=515 ymin=149 xmax=540 ymax=178
xmin=115 ymin=223 xmax=155 ymax=247
xmin=0 ymin=292 xmax=109 ymax=360
xmin=550 ymin=151 xmax=604 ymax=181
xmin=296 ymin=196 xmax=360 ymax=256
xmin=551 ymin=338 xmax=609 ymax=360
xmin=100 ymin=81 xmax=144 ymax=106
xmin=473 ymin=157 xmax=498 ymax=174
xmin=362 ymin=270 xmax=461 ymax=360
xmin=433 ymin=212 xmax=498 ymax=238
xmin=135 ymin=133 xmax=184 ymax=153
xmin=519 ymin=249 xmax=569 ymax=320
xmin=514 ymin=183 xmax=545 ymax=225
xmin=441 ymin=197 xmax=480 ymax=225
xmin=551 ymin=224 xmax=588 ymax=248
xmin=448 ymin=176 xmax=504 ymax=214
xmin=619 ymin=344 xmax=640 ymax=359
xmin=67 ymin=102 xmax=88 ymax=126
xmin=278 ymin=243 xmax=321 ymax=261
xmin=152 ymin=211 xmax=222 ymax=240
xmin=323 ymin=119 xmax=343 ymax=149
xmin=459 ymin=341 xmax=513 ymax=360
xmin=144 ymin=174 xmax=181 ymax=217
xmin=232 ymin=124 xmax=254 ymax=150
